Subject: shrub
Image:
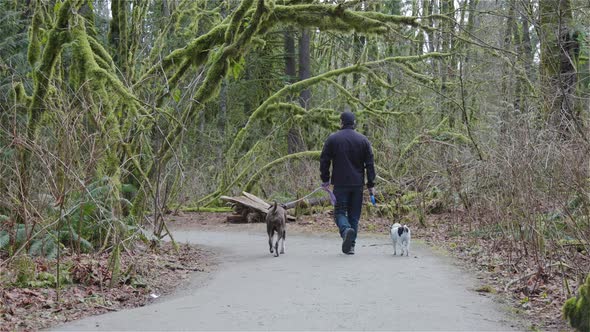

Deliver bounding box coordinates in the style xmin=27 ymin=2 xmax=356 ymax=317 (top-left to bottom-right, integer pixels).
xmin=563 ymin=274 xmax=590 ymax=332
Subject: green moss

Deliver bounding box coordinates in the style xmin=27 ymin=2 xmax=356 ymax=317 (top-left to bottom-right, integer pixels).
xmin=396 ymin=63 xmax=435 ymax=83
xmin=108 ymin=0 xmax=129 ymax=73
xmin=225 ymin=63 xmax=364 ymax=165
xmin=12 ymin=255 xmax=36 ymax=286
xmin=263 ymin=102 xmax=307 ymax=118
xmin=88 ymin=35 xmax=115 ymax=70
xmin=564 ymin=274 xmax=590 ymax=332
xmin=224 ymin=0 xmax=255 ymax=43
xmin=28 ymin=0 xmax=79 ymax=113
xmin=27 ymin=3 xmax=43 ymax=67
xmin=13 ymin=83 xmax=31 ymax=104
xmin=475 ymin=285 xmax=497 ymax=294
xmin=269 ymin=4 xmax=387 ymax=34
xmin=322 ymin=78 xmax=376 ymax=111
xmin=244 ymin=150 xmax=321 ymax=192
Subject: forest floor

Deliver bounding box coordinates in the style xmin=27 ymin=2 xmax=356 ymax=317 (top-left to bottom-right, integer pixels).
xmin=0 ymin=241 xmax=215 ymax=331
xmin=0 ymin=208 xmax=578 ymax=331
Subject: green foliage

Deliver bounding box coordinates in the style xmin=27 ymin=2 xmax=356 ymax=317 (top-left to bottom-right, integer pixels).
xmin=9 ymin=259 xmax=72 ymax=288
xmin=0 ymin=0 xmax=31 ymax=107
xmin=563 ymin=274 xmax=590 ymax=332
xmin=0 ymin=223 xmax=94 ymax=259
xmin=27 ymin=271 xmax=55 ymax=288
xmin=27 ymin=233 xmax=57 ymax=258
xmin=0 ymin=231 xmax=8 ymax=250
xmin=27 ymin=269 xmax=71 ymax=288
xmin=0 ymin=177 xmax=140 ymax=258
xmin=12 ymin=255 xmax=36 ymax=285
xmin=63 ymin=177 xmax=137 ymax=249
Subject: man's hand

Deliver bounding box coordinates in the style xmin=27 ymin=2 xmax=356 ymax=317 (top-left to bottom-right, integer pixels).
xmin=368 ymin=187 xmax=376 ymax=196
xmin=321 ymin=182 xmax=336 ymax=206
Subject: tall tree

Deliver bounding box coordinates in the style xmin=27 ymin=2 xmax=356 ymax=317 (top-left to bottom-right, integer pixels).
xmin=539 ymin=0 xmax=582 ymax=136
xmin=284 ymin=29 xmax=305 ymax=153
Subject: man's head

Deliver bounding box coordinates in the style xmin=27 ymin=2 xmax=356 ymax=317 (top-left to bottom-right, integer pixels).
xmin=340 ymin=111 xmax=355 ymax=128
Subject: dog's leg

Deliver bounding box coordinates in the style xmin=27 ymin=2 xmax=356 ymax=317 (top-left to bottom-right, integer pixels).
xmin=392 ymin=240 xmax=397 ymax=256
xmin=268 ymin=229 xmax=274 ymax=254
xmin=274 ymin=236 xmax=279 ymax=257
xmin=279 ymin=230 xmax=285 ymax=254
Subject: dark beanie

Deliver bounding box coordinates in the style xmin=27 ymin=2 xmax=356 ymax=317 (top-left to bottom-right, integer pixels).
xmin=340 ymin=111 xmax=355 ymax=125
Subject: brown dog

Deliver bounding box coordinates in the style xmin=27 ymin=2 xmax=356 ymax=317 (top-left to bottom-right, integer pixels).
xmin=266 ymin=201 xmax=286 ymax=257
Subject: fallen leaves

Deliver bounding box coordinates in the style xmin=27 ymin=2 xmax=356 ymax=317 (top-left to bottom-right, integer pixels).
xmin=0 ymin=242 xmax=213 ymax=331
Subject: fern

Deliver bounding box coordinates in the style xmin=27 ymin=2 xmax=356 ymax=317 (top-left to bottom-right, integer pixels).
xmin=0 ymin=231 xmax=9 ymax=250
xmin=0 ymin=224 xmax=28 ymax=252
xmin=120 ymin=197 xmax=133 ymax=209
xmin=28 ymin=232 xmax=58 ymax=258
xmin=15 ymin=224 xmax=27 ymax=244
xmin=28 ymin=235 xmax=46 ymax=256
xmin=44 ymin=240 xmax=57 ymax=259
xmin=5 ymin=221 xmax=95 ymax=258
xmin=121 ymin=183 xmax=138 ymax=195
xmin=66 ymin=226 xmax=94 ymax=252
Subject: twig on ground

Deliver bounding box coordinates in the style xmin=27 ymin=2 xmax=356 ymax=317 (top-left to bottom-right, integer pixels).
xmin=503 ymin=263 xmax=566 ymax=293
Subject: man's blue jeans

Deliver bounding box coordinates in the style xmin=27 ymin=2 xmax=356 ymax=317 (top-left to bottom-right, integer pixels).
xmin=333 ymin=185 xmax=363 ymax=247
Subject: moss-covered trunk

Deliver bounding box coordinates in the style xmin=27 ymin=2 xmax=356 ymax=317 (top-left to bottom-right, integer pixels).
xmin=540 ymin=0 xmax=582 ymax=136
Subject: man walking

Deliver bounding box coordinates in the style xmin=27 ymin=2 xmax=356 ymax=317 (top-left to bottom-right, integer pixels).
xmin=320 ymin=111 xmax=376 ymax=255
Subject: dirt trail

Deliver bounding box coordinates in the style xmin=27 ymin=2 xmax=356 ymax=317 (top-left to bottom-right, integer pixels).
xmin=54 ymin=226 xmax=523 ymax=331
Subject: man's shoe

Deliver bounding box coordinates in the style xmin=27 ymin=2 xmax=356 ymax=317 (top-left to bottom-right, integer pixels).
xmin=346 ymin=246 xmax=355 ymax=255
xmin=342 ymin=228 xmax=355 ymax=254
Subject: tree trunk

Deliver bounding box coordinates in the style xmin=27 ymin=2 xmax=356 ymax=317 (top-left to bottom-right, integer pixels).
xmin=517 ymin=0 xmax=534 ymax=112
xmin=521 ymin=0 xmax=534 ymax=82
xmin=109 ymin=0 xmax=128 ymax=76
xmin=162 ymin=0 xmax=170 ymax=17
xmin=440 ymin=0 xmax=456 ymax=128
xmin=285 ymin=29 xmax=305 ymax=153
xmin=501 ymin=0 xmax=516 ymax=107
xmin=540 ymin=0 xmax=581 ymax=136
xmin=298 ymin=28 xmax=311 ymax=109
xmin=294 ymin=27 xmax=311 ymax=152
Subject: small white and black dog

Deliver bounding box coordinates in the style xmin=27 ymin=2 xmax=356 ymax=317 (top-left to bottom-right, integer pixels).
xmin=390 ymin=223 xmax=411 ymax=256
xmin=266 ymin=201 xmax=286 ymax=257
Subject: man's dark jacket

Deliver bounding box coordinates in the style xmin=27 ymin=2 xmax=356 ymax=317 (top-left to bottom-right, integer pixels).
xmin=320 ymin=125 xmax=376 ymax=188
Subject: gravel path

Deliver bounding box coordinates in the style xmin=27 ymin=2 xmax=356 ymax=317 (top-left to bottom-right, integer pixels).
xmin=54 ymin=226 xmax=523 ymax=331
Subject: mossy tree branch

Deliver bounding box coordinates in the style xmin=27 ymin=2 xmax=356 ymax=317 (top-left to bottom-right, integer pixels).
xmin=244 ymin=151 xmax=321 ymax=192
xmin=137 ymin=3 xmax=448 ymax=114
xmin=28 ymin=0 xmax=81 ymax=135
xmin=224 ymin=52 xmax=450 ymax=177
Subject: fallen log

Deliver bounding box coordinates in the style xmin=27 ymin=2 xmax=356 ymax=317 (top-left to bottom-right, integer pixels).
xmin=220 ymin=192 xmax=296 ymax=222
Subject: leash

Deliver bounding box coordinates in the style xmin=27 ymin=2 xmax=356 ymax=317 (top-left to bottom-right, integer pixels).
xmin=284 ymin=187 xmax=375 ymax=208
xmin=285 ymin=186 xmax=336 ymax=206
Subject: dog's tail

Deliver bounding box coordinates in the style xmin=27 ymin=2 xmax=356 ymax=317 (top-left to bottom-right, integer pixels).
xmin=269 ymin=201 xmax=278 ymax=213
